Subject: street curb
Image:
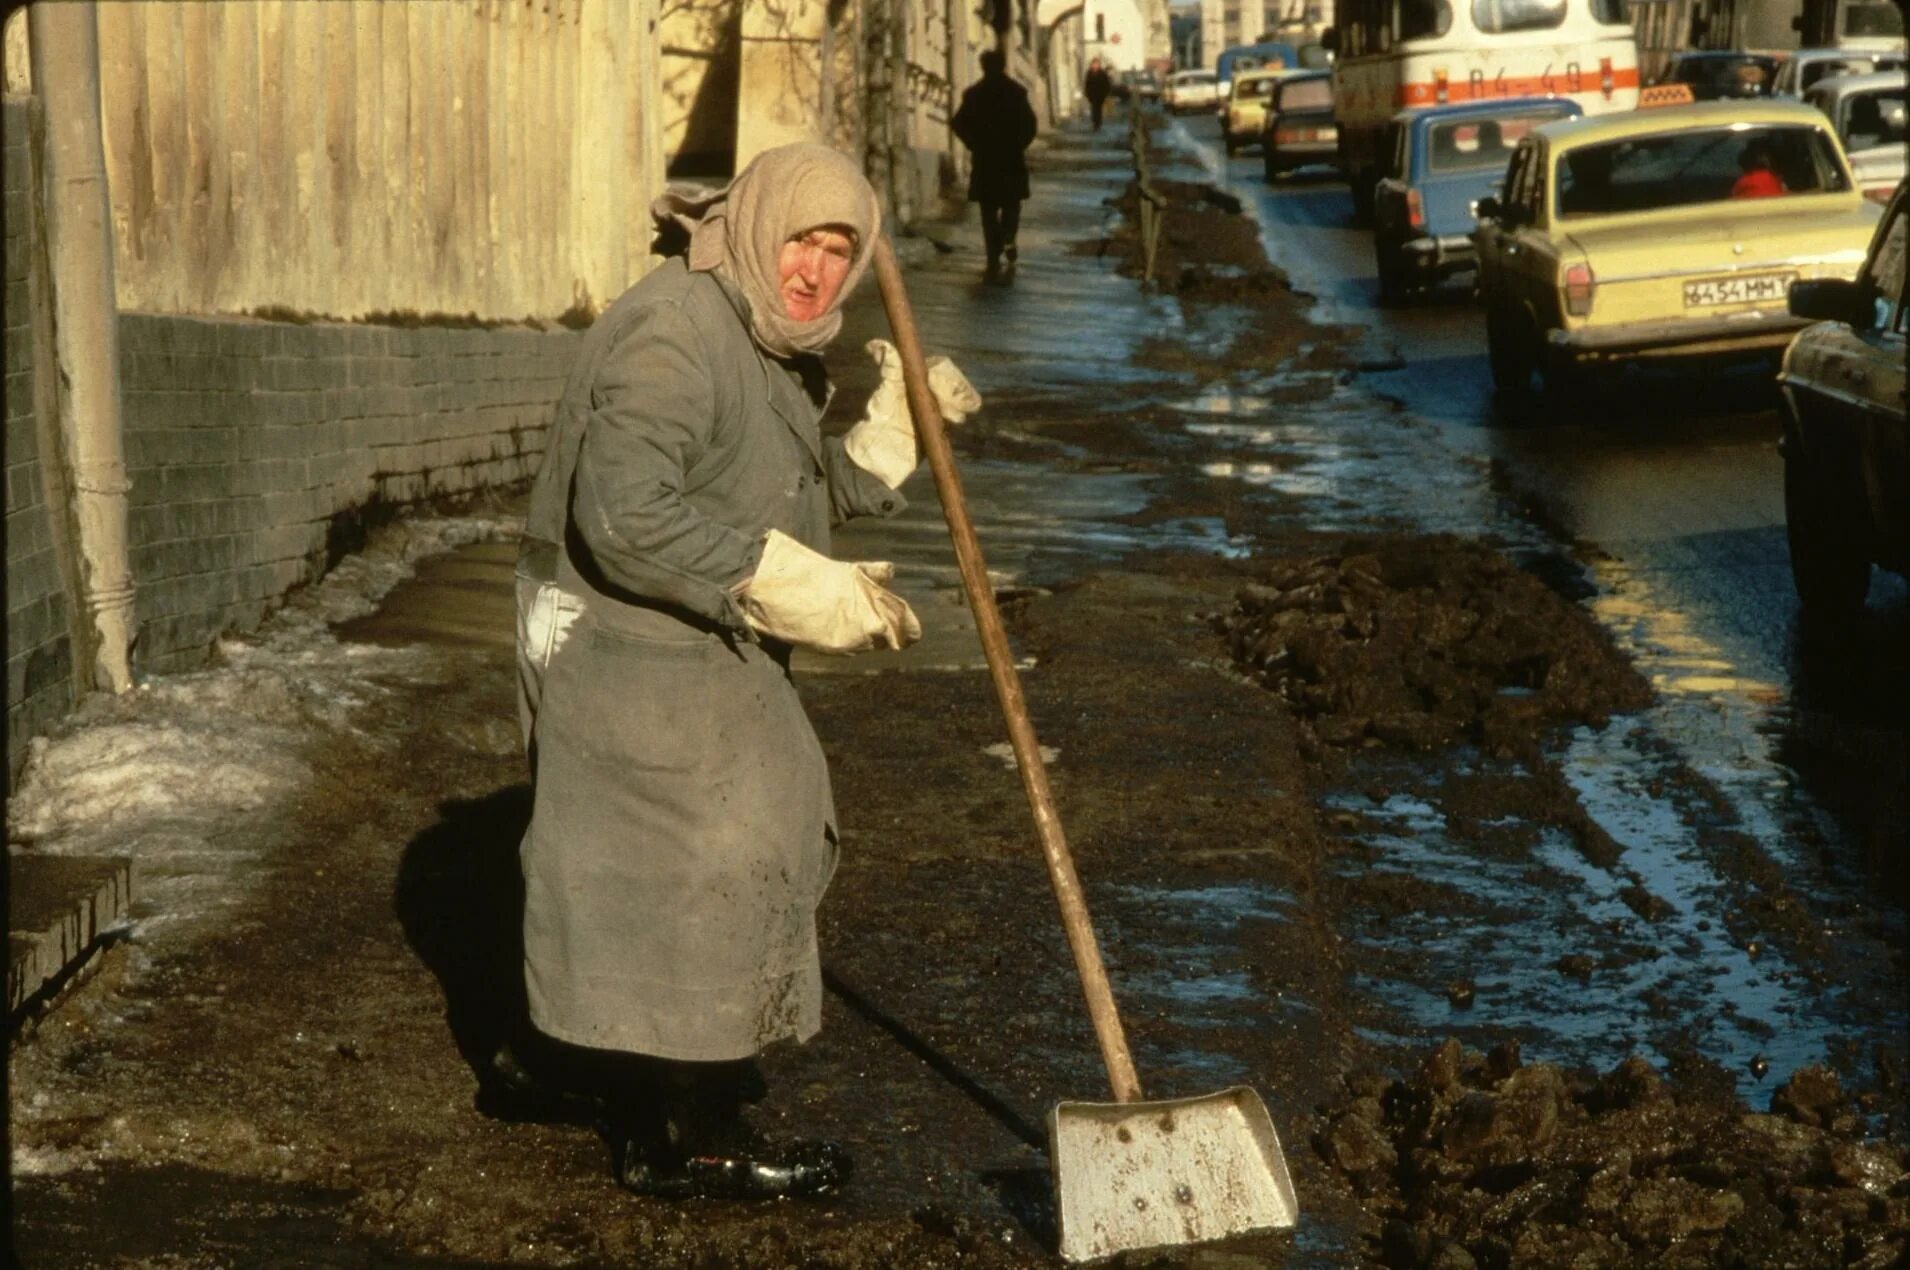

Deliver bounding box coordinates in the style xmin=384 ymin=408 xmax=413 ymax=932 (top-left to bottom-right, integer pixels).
xmin=9 ymin=853 xmax=133 ymax=1026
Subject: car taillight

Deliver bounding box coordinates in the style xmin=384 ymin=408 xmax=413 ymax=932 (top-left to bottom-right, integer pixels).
xmin=1600 ymin=57 xmax=1614 ymax=99
xmin=1406 ymin=187 xmax=1425 ymax=230
xmin=1434 ymin=68 xmax=1449 ymax=104
xmin=1564 ymin=263 xmax=1595 ymax=317
xmin=1864 ymin=185 xmax=1893 ymax=204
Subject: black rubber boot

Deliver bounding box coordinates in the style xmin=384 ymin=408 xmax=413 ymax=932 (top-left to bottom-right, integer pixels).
xmin=612 ymin=1059 xmax=852 ymax=1200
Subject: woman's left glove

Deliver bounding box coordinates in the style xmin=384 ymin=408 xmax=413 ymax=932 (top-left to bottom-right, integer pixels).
xmin=843 ymin=338 xmax=982 ymax=490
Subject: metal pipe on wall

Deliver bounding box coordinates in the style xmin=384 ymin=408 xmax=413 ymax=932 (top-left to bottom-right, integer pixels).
xmin=27 ymin=1 xmax=136 ymax=694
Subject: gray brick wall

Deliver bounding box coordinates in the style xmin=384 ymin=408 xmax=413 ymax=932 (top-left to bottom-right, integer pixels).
xmin=119 ymin=315 xmax=578 ymax=672
xmin=6 ymin=95 xmax=75 ymax=785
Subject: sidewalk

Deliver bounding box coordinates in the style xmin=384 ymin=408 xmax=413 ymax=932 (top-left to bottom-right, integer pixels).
xmin=4 ymin=120 xmax=1164 ymax=1025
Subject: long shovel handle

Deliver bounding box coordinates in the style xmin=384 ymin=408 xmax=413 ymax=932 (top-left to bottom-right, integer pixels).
xmin=872 ymin=236 xmax=1144 ymax=1105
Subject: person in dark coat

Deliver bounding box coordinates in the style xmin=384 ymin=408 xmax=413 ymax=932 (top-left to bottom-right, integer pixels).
xmin=952 ymin=49 xmax=1039 ymax=281
xmin=507 ymin=143 xmax=980 ymax=1201
xmin=1084 ymin=58 xmax=1114 ymax=131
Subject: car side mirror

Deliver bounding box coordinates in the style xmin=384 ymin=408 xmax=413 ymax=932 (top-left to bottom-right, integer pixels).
xmin=1321 ymin=26 xmax=1339 ymax=53
xmin=1476 ymin=195 xmax=1502 ymax=220
xmin=1789 ymin=278 xmax=1873 ymax=327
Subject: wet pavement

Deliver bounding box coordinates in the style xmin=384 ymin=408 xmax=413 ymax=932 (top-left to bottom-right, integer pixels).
xmin=9 ymin=106 xmax=1908 ymax=1266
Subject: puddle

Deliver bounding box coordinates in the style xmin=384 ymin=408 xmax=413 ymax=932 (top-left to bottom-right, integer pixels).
xmin=1323 ymin=737 xmax=1892 ymax=1102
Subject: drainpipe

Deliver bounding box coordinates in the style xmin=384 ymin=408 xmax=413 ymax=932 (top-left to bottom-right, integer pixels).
xmin=29 ymin=2 xmax=135 ymax=693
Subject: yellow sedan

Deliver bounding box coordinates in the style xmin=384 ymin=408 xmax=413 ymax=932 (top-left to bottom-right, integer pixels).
xmin=1222 ymin=69 xmax=1288 ymax=156
xmin=1473 ymin=100 xmax=1882 ymax=393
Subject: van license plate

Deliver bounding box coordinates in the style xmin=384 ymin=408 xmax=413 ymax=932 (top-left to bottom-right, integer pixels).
xmin=1683 ymin=272 xmax=1793 ymax=308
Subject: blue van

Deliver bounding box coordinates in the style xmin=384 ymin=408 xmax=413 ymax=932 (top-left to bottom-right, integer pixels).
xmin=1370 ymin=98 xmax=1583 ymax=302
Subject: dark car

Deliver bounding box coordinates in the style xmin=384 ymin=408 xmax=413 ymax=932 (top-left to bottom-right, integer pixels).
xmin=1657 ymin=50 xmax=1783 ymax=100
xmin=1370 ymin=98 xmax=1583 ymax=302
xmin=1777 ymin=179 xmax=1908 ymax=616
xmin=1260 ymin=70 xmax=1337 ymax=180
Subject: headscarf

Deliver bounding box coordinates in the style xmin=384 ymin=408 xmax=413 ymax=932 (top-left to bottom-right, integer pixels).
xmin=650 ymin=143 xmax=881 ymax=359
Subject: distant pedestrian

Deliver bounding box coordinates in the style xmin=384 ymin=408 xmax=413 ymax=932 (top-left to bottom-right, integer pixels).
xmin=952 ymin=49 xmax=1039 ymax=282
xmin=1084 ymin=59 xmax=1114 ymax=131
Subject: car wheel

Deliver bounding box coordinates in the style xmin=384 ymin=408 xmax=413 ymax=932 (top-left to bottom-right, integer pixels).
xmin=1486 ymin=307 xmax=1536 ymax=393
xmin=1783 ymin=433 xmax=1869 ymax=617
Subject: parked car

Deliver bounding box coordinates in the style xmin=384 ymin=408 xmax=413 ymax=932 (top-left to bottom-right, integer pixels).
xmin=1654 ymin=50 xmax=1783 ymax=100
xmin=1772 ymin=46 xmax=1906 ymax=97
xmin=1370 ymin=98 xmax=1582 ymax=303
xmin=1472 ymin=100 xmax=1882 ymax=394
xmin=1805 ymin=69 xmax=1908 ymax=202
xmin=1214 ymin=40 xmax=1301 ymax=103
xmin=1259 ymin=70 xmax=1337 ymax=180
xmin=1121 ymin=68 xmax=1163 ymax=103
xmin=1777 ymin=179 xmax=1907 ymax=615
xmin=1163 ymin=69 xmax=1219 ymax=114
xmin=1222 ymin=68 xmax=1288 ymax=155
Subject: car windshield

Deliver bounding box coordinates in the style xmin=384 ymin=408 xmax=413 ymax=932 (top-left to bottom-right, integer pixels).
xmin=1554 ymin=125 xmax=1851 ymax=217
xmin=1426 ymin=109 xmax=1570 ymax=172
xmin=1236 ymin=77 xmax=1278 ymax=99
xmin=1673 ymin=55 xmax=1777 ymax=95
xmin=1838 ymin=87 xmax=1908 ymax=151
xmin=1278 ymin=76 xmax=1333 ymax=110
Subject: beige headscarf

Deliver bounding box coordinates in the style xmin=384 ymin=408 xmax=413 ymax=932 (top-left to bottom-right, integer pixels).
xmin=651 ymin=143 xmax=881 ymax=359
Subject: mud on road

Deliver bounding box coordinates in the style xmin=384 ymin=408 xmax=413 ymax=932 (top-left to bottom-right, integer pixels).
xmin=10 ymin=149 xmax=1907 ymax=1267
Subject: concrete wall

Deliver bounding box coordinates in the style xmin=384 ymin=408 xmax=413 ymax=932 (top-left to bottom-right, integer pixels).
xmin=5 ymin=96 xmax=75 ymax=782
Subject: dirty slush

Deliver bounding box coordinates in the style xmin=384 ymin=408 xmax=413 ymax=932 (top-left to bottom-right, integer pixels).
xmin=11 ymin=156 xmax=1909 ymax=1265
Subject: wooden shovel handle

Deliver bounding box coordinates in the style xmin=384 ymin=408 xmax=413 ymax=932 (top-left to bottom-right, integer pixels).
xmin=872 ymin=237 xmax=1144 ymax=1105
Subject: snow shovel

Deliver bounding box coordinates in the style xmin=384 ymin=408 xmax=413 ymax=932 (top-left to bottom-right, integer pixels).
xmin=871 ymin=237 xmax=1300 ymax=1262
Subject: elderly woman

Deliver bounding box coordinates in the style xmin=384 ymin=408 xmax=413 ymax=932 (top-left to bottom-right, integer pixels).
xmin=510 ymin=143 xmax=978 ymax=1199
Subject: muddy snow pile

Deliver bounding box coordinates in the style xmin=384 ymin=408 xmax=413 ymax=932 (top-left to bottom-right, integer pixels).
xmin=1217 ymin=537 xmax=1652 ymax=757
xmin=1318 ymin=1038 xmax=1909 ymax=1267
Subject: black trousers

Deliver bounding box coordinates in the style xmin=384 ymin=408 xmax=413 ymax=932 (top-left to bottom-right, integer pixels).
xmin=1089 ymin=98 xmax=1107 ymax=130
xmin=979 ymin=198 xmax=1022 ymax=267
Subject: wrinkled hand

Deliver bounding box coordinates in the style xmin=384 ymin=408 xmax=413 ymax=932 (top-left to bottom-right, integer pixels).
xmin=737 ymin=530 xmax=921 ymax=655
xmin=842 ymin=338 xmax=983 ymax=489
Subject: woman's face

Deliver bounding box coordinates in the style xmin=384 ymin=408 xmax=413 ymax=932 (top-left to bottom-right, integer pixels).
xmin=778 ymin=226 xmax=857 ymax=321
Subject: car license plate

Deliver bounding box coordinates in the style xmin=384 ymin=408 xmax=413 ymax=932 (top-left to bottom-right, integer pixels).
xmin=1682 ymin=272 xmax=1793 ymax=308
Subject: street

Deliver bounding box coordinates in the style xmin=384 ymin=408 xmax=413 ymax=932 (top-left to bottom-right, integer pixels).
xmin=9 ymin=114 xmax=1908 ymax=1266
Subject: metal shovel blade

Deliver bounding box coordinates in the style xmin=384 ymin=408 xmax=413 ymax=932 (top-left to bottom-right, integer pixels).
xmin=1050 ymin=1086 xmax=1299 ymax=1263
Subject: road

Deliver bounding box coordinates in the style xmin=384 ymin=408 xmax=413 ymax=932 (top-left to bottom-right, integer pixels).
xmin=1129 ymin=107 xmax=1909 ymax=1095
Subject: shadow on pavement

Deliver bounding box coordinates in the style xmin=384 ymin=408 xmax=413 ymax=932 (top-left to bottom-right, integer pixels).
xmin=393 ymin=785 xmax=538 ymax=1097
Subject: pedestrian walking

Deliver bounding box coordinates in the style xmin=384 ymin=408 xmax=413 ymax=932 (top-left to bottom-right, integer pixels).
xmin=952 ymin=49 xmax=1039 ymax=282
xmin=1084 ymin=58 xmax=1114 ymax=131
xmin=507 ymin=141 xmax=980 ymax=1201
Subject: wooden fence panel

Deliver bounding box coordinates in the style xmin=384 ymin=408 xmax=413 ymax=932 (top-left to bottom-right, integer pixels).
xmin=84 ymin=0 xmax=661 ymax=320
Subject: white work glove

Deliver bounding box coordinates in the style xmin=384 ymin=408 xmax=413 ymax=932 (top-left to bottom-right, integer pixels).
xmin=842 ymin=338 xmax=983 ymax=490
xmin=737 ymin=529 xmax=922 ymax=655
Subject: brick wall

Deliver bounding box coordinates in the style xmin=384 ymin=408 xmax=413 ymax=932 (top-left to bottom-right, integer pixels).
xmin=119 ymin=316 xmax=578 ymax=672
xmin=5 ymin=89 xmax=582 ymax=786
xmin=5 ymin=95 xmax=74 ymax=784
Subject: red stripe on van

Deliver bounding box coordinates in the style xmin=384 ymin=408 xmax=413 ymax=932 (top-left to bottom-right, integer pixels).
xmin=1395 ymin=67 xmax=1640 ymax=107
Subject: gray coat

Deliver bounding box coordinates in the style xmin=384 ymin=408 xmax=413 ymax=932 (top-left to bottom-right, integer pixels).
xmin=517 ymin=257 xmax=902 ymax=1061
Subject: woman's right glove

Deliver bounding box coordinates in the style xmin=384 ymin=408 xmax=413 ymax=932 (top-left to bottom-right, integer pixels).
xmin=737 ymin=529 xmax=922 ymax=655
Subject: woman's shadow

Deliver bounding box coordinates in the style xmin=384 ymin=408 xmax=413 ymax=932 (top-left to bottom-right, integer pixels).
xmin=393 ymin=783 xmax=606 ymax=1125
